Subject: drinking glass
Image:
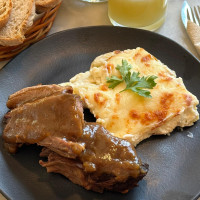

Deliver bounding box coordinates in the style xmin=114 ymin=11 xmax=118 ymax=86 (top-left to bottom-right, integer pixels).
xmin=108 ymin=0 xmax=168 ymax=31
xmin=82 ymin=0 xmax=107 ymax=2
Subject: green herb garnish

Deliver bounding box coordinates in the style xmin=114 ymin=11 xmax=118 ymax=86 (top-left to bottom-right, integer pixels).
xmin=106 ymin=59 xmax=157 ymax=98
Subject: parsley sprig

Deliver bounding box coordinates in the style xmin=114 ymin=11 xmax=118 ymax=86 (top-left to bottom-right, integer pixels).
xmin=106 ymin=60 xmax=157 ymax=98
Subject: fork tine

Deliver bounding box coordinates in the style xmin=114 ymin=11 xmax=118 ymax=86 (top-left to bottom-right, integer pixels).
xmin=187 ymin=6 xmax=194 ymax=22
xmin=193 ymin=6 xmax=200 ymax=25
xmin=197 ymin=6 xmax=200 ymax=21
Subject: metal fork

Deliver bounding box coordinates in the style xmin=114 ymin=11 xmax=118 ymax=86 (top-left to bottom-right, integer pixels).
xmin=181 ymin=1 xmax=200 ymax=56
xmin=187 ymin=3 xmax=200 ymax=26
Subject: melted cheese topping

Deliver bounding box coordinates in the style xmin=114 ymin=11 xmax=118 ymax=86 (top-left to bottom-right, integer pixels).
xmin=61 ymin=48 xmax=199 ymax=146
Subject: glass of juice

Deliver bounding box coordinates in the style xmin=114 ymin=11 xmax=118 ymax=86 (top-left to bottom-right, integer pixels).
xmin=82 ymin=0 xmax=107 ymax=2
xmin=108 ymin=0 xmax=167 ymax=31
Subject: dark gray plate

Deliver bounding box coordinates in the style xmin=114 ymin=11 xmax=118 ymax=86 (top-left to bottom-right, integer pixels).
xmin=0 ymin=26 xmax=200 ymax=200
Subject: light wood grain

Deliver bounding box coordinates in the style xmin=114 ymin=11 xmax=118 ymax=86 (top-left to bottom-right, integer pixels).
xmin=0 ymin=193 xmax=6 ymax=200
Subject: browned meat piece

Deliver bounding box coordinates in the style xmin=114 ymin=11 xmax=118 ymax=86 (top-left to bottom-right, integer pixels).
xmin=40 ymin=150 xmax=147 ymax=193
xmin=3 ymin=142 xmax=22 ymax=154
xmin=3 ymin=88 xmax=84 ymax=154
xmin=3 ymin=84 xmax=148 ymax=193
xmin=38 ymin=136 xmax=85 ymax=159
xmin=40 ymin=123 xmax=148 ymax=193
xmin=4 ymin=93 xmax=83 ymax=143
xmin=6 ymin=84 xmax=73 ymax=109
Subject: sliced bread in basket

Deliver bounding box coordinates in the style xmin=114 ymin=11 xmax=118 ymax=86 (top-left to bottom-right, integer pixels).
xmin=36 ymin=0 xmax=62 ymax=13
xmin=0 ymin=0 xmax=35 ymax=46
xmin=0 ymin=0 xmax=12 ymax=29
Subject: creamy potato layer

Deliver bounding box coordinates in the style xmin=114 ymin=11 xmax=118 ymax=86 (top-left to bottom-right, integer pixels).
xmin=62 ymin=48 xmax=199 ymax=146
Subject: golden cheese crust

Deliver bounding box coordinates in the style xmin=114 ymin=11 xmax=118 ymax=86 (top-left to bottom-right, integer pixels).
xmin=62 ymin=48 xmax=199 ymax=146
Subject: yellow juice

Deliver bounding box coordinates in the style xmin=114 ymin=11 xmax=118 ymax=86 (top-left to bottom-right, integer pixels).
xmin=108 ymin=0 xmax=167 ymax=30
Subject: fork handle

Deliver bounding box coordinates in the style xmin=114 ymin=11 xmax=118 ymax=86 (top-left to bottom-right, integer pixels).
xmin=187 ymin=20 xmax=200 ymax=56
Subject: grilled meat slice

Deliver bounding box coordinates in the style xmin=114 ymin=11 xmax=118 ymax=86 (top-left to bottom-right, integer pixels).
xmin=4 ymin=93 xmax=84 ymax=143
xmin=40 ymin=123 xmax=148 ymax=193
xmin=3 ymin=86 xmax=84 ymax=154
xmin=6 ymin=84 xmax=73 ymax=109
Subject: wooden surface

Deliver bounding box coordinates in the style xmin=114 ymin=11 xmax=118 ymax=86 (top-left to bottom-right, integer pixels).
xmin=0 ymin=193 xmax=5 ymax=200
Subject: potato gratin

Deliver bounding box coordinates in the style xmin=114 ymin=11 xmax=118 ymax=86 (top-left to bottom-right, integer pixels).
xmin=62 ymin=48 xmax=199 ymax=146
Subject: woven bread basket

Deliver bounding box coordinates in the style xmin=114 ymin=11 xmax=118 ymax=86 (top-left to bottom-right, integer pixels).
xmin=0 ymin=2 xmax=61 ymax=61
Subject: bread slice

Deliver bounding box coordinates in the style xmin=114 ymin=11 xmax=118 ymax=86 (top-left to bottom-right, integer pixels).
xmin=0 ymin=0 xmax=12 ymax=30
xmin=36 ymin=0 xmax=61 ymax=13
xmin=0 ymin=0 xmax=35 ymax=46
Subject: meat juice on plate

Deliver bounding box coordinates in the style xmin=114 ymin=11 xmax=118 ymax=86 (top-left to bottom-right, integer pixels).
xmin=108 ymin=0 xmax=167 ymax=31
